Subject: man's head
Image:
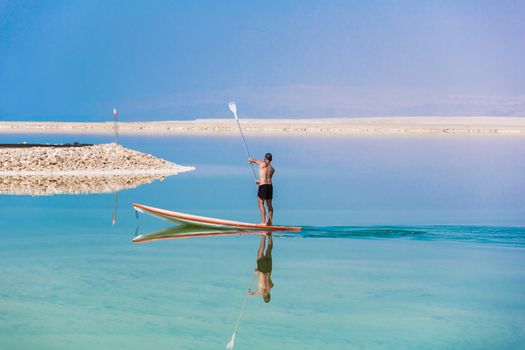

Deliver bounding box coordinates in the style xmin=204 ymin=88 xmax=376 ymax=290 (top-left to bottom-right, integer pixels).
xmin=264 ymin=153 xmax=272 ymax=163
xmin=263 ymin=292 xmax=271 ymax=303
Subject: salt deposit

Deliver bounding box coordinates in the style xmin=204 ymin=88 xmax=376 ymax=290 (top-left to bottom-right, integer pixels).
xmin=0 ymin=143 xmax=194 ymax=195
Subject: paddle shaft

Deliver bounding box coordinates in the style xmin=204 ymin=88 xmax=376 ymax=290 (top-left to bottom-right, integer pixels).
xmin=234 ymin=116 xmax=258 ymax=182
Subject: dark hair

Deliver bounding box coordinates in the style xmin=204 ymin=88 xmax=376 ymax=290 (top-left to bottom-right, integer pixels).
xmin=264 ymin=153 xmax=272 ymax=162
xmin=264 ymin=293 xmax=271 ymax=303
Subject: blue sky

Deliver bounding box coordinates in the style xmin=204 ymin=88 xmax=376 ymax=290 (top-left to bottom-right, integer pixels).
xmin=0 ymin=0 xmax=524 ymax=121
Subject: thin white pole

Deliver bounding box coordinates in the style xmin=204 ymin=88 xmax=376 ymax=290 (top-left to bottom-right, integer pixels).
xmin=113 ymin=108 xmax=119 ymax=144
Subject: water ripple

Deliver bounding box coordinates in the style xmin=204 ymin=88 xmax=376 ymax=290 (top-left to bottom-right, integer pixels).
xmin=297 ymin=225 xmax=525 ymax=246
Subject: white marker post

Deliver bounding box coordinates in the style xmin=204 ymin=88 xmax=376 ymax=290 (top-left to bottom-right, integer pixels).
xmin=113 ymin=108 xmax=119 ymax=144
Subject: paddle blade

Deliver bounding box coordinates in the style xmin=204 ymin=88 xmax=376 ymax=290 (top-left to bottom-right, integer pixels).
xmin=226 ymin=333 xmax=236 ymax=350
xmin=228 ymin=101 xmax=238 ymax=119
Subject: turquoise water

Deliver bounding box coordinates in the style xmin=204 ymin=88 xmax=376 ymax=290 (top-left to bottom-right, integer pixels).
xmin=1 ymin=135 xmax=524 ymax=349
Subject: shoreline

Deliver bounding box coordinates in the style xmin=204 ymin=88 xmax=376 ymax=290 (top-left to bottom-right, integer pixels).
xmin=0 ymin=117 xmax=524 ymax=136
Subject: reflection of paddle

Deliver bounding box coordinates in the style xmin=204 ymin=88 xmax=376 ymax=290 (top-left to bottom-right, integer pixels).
xmin=229 ymin=101 xmax=258 ymax=183
xmin=226 ymin=273 xmax=257 ymax=350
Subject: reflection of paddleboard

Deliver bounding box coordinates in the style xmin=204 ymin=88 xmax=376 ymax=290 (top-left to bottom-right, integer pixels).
xmin=133 ymin=226 xmax=261 ymax=243
xmin=132 ymin=203 xmax=301 ymax=231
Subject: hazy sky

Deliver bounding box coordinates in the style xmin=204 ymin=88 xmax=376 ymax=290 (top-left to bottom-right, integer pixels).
xmin=0 ymin=0 xmax=524 ymax=120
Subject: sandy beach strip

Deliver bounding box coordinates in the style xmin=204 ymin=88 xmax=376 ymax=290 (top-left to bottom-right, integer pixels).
xmin=0 ymin=117 xmax=524 ymax=136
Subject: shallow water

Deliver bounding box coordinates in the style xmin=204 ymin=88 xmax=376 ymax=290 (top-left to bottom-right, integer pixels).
xmin=1 ymin=135 xmax=524 ymax=349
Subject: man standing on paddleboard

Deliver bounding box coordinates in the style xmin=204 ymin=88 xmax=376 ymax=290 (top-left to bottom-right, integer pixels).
xmin=248 ymin=153 xmax=274 ymax=226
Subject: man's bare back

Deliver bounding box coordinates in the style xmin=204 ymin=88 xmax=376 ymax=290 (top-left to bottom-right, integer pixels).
xmin=248 ymin=153 xmax=275 ymax=225
xmin=258 ymin=162 xmax=274 ymax=185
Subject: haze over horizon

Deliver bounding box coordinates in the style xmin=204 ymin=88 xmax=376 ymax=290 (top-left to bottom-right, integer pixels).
xmin=1 ymin=1 xmax=524 ymax=121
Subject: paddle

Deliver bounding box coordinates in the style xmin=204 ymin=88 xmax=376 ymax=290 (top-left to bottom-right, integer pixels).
xmin=226 ymin=101 xmax=259 ymax=349
xmin=229 ymin=101 xmax=258 ymax=183
xmin=226 ymin=273 xmax=257 ymax=350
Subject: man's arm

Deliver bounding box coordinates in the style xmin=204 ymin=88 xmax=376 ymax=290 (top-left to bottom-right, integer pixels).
xmin=248 ymin=281 xmax=262 ymax=296
xmin=248 ymin=157 xmax=264 ymax=166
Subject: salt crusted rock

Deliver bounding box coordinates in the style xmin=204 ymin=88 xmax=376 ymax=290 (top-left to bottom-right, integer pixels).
xmin=0 ymin=143 xmax=194 ymax=195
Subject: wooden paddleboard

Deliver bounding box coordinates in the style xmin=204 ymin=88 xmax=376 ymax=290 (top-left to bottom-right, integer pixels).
xmin=132 ymin=203 xmax=301 ymax=231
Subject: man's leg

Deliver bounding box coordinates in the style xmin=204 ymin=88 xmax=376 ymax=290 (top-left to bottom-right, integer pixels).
xmin=258 ymin=197 xmax=267 ymax=225
xmin=265 ymin=233 xmax=274 ymax=289
xmin=266 ymin=199 xmax=273 ymax=225
xmin=257 ymin=234 xmax=266 ymax=259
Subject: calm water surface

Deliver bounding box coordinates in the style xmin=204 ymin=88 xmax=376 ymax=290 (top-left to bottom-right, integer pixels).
xmin=1 ymin=135 xmax=524 ymax=349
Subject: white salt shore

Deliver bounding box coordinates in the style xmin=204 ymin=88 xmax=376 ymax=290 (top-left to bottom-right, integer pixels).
xmin=0 ymin=117 xmax=524 ymax=136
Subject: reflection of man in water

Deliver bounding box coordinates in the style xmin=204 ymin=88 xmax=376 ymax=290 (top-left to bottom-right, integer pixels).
xmin=249 ymin=233 xmax=273 ymax=303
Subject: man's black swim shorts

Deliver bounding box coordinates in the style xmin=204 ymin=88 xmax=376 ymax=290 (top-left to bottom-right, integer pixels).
xmin=257 ymin=184 xmax=273 ymax=200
